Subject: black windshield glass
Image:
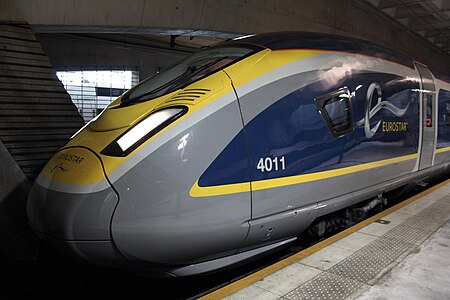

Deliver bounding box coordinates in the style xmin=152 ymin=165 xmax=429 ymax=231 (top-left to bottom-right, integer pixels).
xmin=120 ymin=45 xmax=262 ymax=106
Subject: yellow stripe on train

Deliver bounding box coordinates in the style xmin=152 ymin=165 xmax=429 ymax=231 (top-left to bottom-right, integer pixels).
xmin=190 ymin=153 xmax=419 ymax=197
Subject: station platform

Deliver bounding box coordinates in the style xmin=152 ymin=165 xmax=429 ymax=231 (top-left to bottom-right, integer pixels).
xmin=201 ymin=180 xmax=450 ymax=300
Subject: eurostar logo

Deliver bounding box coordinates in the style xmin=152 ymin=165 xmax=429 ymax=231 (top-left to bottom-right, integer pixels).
xmin=51 ymin=162 xmax=68 ymax=173
xmin=356 ymin=82 xmax=410 ymax=138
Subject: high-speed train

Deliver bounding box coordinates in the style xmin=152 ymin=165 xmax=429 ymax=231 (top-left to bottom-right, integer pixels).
xmin=27 ymin=32 xmax=450 ymax=276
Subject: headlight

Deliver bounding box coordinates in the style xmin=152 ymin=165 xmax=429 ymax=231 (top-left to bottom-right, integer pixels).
xmin=101 ymin=106 xmax=187 ymax=157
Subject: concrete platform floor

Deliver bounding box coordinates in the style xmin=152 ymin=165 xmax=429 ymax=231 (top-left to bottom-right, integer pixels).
xmin=202 ymin=180 xmax=450 ymax=300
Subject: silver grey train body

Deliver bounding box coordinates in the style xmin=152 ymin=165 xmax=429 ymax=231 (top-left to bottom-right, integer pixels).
xmin=27 ymin=32 xmax=450 ymax=276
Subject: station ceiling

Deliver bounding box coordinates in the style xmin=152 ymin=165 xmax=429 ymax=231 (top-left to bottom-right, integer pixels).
xmin=62 ymin=0 xmax=450 ymax=59
xmin=361 ymin=0 xmax=450 ymax=56
xmin=27 ymin=0 xmax=449 ymax=73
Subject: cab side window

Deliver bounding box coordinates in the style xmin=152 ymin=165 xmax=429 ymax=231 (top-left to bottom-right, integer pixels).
xmin=315 ymin=87 xmax=353 ymax=136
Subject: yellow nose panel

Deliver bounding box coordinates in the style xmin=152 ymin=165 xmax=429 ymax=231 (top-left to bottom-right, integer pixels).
xmin=40 ymin=147 xmax=106 ymax=185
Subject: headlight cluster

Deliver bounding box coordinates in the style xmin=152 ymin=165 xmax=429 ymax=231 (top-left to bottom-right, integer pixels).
xmin=101 ymin=106 xmax=188 ymax=157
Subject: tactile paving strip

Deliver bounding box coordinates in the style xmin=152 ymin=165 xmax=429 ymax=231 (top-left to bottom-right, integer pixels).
xmin=383 ymin=224 xmax=432 ymax=245
xmin=400 ymin=215 xmax=442 ymax=232
xmin=284 ymin=272 xmax=362 ymax=300
xmin=357 ymin=236 xmax=413 ymax=257
xmin=437 ymin=195 xmax=450 ymax=203
xmin=438 ymin=201 xmax=450 ymax=210
xmin=418 ymin=206 xmax=450 ymax=224
xmin=435 ymin=201 xmax=450 ymax=212
xmin=434 ymin=196 xmax=450 ymax=207
xmin=325 ymin=252 xmax=387 ymax=283
xmin=326 ymin=237 xmax=412 ymax=283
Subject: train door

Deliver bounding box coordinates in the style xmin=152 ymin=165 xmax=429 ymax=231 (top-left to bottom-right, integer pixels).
xmin=415 ymin=62 xmax=437 ymax=170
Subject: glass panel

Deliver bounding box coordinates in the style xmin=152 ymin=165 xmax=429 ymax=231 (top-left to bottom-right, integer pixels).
xmin=316 ymin=88 xmax=352 ymax=136
xmin=324 ymin=95 xmax=351 ymax=133
xmin=121 ymin=45 xmax=262 ymax=106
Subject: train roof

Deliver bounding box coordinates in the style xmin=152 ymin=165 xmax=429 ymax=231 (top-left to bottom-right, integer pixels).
xmin=230 ymin=32 xmax=414 ymax=69
xmin=431 ymin=68 xmax=450 ymax=84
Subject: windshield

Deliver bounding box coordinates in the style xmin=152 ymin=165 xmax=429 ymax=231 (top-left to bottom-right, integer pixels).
xmin=120 ymin=45 xmax=262 ymax=106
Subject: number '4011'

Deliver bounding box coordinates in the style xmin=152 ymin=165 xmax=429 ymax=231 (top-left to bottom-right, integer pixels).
xmin=256 ymin=156 xmax=286 ymax=172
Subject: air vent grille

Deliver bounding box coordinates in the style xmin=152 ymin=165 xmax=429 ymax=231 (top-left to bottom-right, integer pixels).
xmin=165 ymin=88 xmax=211 ymax=103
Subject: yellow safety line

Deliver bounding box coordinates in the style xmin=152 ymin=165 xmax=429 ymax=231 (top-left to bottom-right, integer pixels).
xmin=199 ymin=177 xmax=450 ymax=300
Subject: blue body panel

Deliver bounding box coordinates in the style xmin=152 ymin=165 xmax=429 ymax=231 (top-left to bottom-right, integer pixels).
xmin=199 ymin=72 xmax=420 ymax=188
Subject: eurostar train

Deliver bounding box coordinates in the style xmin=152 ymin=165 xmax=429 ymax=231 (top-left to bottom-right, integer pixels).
xmin=27 ymin=32 xmax=450 ymax=276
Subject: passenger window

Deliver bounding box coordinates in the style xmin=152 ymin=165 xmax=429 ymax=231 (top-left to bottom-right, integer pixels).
xmin=446 ymin=99 xmax=450 ymax=126
xmin=315 ymin=87 xmax=352 ymax=136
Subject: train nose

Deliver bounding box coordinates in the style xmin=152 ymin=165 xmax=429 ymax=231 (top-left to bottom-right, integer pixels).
xmin=27 ymin=147 xmax=124 ymax=265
